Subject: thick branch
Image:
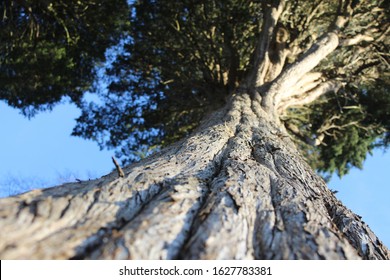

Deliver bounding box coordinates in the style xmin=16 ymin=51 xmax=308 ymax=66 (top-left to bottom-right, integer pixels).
xmin=245 ymin=0 xmax=285 ymax=88
xmin=278 ymin=80 xmax=342 ymax=112
xmin=259 ymin=0 xmax=360 ymax=112
xmin=264 ymin=32 xmax=339 ymax=110
xmin=340 ymin=34 xmax=374 ymax=46
xmin=277 ymin=72 xmax=323 ymax=103
xmin=264 ymin=27 xmax=290 ymax=82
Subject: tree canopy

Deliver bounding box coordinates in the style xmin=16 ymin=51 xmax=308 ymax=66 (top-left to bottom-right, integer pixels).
xmin=0 ymin=0 xmax=129 ymax=116
xmin=1 ymin=0 xmax=389 ymax=177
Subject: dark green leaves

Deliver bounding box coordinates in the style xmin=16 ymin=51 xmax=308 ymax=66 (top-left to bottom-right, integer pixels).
xmin=0 ymin=0 xmax=129 ymax=116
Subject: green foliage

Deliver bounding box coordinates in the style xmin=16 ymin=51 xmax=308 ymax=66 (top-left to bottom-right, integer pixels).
xmin=0 ymin=0 xmax=129 ymax=116
xmin=286 ymin=81 xmax=389 ymax=177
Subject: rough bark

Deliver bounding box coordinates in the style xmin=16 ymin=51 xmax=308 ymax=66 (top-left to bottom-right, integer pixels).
xmin=1 ymin=1 xmax=389 ymax=260
xmin=0 ymin=92 xmax=388 ymax=260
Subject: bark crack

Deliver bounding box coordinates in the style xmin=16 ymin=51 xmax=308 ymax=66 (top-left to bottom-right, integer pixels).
xmin=85 ymin=189 xmax=101 ymax=215
xmin=323 ymin=195 xmax=390 ymax=260
xmin=70 ymin=182 xmax=166 ymax=259
xmin=58 ymin=196 xmax=73 ymax=219
xmin=269 ymin=176 xmax=285 ymax=232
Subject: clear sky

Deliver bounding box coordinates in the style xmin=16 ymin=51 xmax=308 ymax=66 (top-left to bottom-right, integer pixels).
xmin=0 ymin=100 xmax=389 ymax=248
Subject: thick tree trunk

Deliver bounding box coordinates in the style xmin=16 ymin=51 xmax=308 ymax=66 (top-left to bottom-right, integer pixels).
xmin=0 ymin=92 xmax=388 ymax=259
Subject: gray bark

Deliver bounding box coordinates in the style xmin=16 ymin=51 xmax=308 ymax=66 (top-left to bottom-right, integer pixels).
xmin=0 ymin=93 xmax=388 ymax=260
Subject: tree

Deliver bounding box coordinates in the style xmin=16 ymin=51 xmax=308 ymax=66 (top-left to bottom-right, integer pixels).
xmin=0 ymin=0 xmax=389 ymax=259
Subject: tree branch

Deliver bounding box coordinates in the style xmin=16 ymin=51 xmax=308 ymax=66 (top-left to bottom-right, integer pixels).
xmin=277 ymin=72 xmax=323 ymax=103
xmin=340 ymin=34 xmax=374 ymax=46
xmin=259 ymin=0 xmax=360 ymax=112
xmin=278 ymin=80 xmax=342 ymax=112
xmin=264 ymin=26 xmax=290 ymax=82
xmin=265 ymin=33 xmax=339 ymax=110
xmin=245 ymin=0 xmax=285 ymax=88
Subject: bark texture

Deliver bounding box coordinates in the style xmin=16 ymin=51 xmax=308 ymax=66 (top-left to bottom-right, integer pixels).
xmin=0 ymin=93 xmax=388 ymax=259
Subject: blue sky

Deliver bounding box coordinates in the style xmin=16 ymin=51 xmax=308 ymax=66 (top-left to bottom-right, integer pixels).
xmin=0 ymin=100 xmax=389 ymax=248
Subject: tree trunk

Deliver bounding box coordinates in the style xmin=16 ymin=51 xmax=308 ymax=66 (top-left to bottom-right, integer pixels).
xmin=1 ymin=1 xmax=389 ymax=260
xmin=0 ymin=92 xmax=388 ymax=259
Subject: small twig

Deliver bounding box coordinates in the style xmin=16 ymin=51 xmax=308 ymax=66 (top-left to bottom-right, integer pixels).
xmin=112 ymin=156 xmax=125 ymax=178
